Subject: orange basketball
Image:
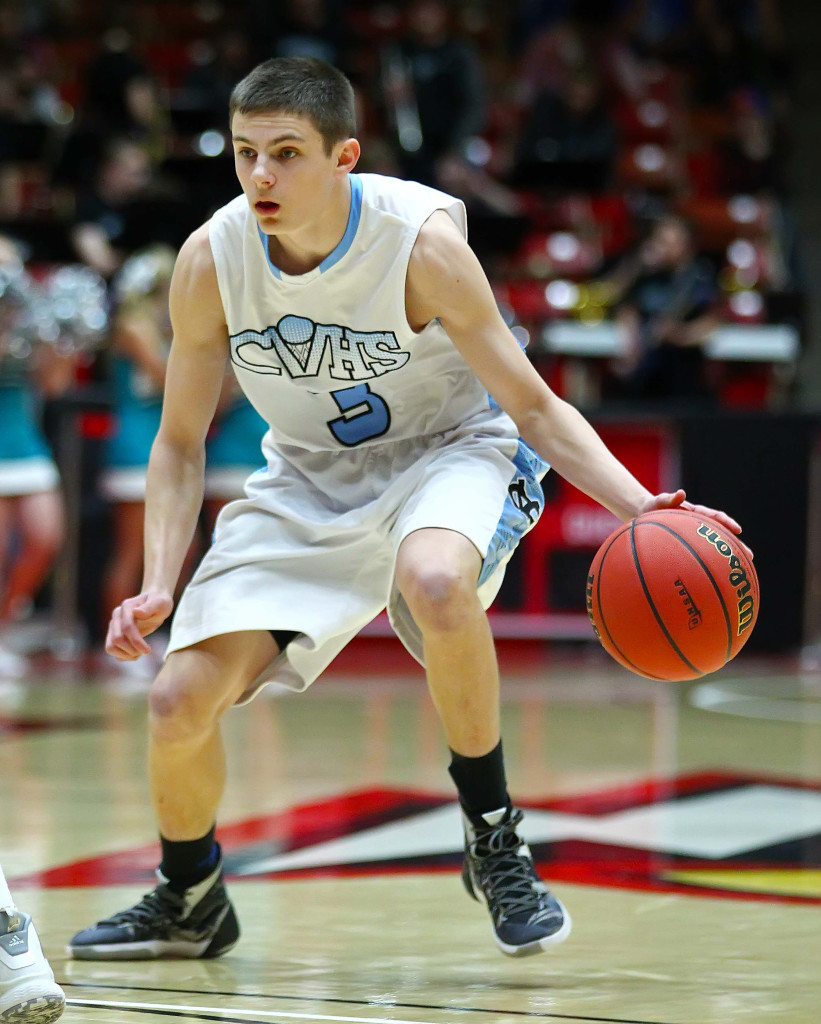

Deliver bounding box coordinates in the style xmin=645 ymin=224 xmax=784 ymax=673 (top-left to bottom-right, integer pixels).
xmin=586 ymin=508 xmax=759 ymax=681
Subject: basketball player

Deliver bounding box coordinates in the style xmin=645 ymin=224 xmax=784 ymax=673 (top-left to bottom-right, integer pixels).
xmin=0 ymin=866 xmax=65 ymax=1021
xmin=69 ymin=57 xmax=747 ymax=961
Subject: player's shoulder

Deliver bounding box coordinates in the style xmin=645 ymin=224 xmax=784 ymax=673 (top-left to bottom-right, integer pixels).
xmin=359 ymin=173 xmax=460 ymax=220
xmin=410 ymin=208 xmax=470 ymax=274
xmin=169 ymin=221 xmax=224 ymax=322
xmin=174 ymin=221 xmax=217 ymax=281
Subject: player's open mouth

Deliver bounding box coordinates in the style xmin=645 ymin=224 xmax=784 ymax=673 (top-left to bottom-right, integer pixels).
xmin=255 ymin=200 xmax=279 ymax=214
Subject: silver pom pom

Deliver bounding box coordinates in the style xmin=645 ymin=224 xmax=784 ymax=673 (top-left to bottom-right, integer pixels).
xmin=39 ymin=264 xmax=109 ymax=353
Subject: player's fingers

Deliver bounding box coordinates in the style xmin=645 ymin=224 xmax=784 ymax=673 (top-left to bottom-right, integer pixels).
xmin=684 ymin=504 xmax=753 ymax=558
xmin=105 ymin=607 xmax=124 ymax=655
xmin=107 ymin=643 xmax=141 ymax=661
xmin=118 ymin=602 xmax=152 ymax=654
xmin=646 ymin=489 xmax=686 ymax=512
xmin=105 ymin=621 xmax=140 ymax=661
xmin=686 ymin=503 xmax=742 ymax=534
xmin=105 ymin=631 xmax=139 ymax=660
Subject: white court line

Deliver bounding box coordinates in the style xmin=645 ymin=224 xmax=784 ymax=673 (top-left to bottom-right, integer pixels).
xmin=68 ymin=996 xmax=444 ymax=1024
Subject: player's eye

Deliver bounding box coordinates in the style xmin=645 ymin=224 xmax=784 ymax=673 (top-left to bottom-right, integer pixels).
xmin=279 ymin=148 xmax=298 ymax=160
xmin=237 ymin=148 xmax=255 ymax=159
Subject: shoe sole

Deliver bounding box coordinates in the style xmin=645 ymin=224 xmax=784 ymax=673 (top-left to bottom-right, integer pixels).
xmin=0 ymin=988 xmax=65 ymax=1022
xmin=462 ymin=860 xmax=573 ymax=957
xmin=67 ymin=936 xmax=238 ymax=961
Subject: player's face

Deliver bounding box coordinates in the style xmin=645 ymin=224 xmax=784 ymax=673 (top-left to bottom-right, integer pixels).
xmin=231 ymin=111 xmax=347 ymax=234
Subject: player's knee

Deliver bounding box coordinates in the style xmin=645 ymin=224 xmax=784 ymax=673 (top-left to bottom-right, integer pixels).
xmin=148 ymin=672 xmax=220 ymax=742
xmin=400 ymin=564 xmax=475 ymax=631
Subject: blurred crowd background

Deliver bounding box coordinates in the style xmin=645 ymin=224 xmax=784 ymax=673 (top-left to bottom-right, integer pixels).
xmin=0 ymin=0 xmax=818 ymax=676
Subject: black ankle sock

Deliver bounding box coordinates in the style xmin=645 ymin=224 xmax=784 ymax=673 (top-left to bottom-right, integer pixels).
xmin=159 ymin=826 xmax=219 ymax=892
xmin=448 ymin=740 xmax=510 ymax=818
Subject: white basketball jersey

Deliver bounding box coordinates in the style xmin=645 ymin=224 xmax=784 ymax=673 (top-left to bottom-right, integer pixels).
xmin=208 ymin=173 xmax=509 ymax=452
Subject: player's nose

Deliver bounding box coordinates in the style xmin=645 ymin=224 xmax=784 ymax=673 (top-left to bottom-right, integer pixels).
xmin=251 ymin=157 xmax=276 ymax=187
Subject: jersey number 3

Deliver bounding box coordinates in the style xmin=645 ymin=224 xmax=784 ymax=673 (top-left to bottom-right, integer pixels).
xmin=327 ymin=384 xmax=391 ymax=446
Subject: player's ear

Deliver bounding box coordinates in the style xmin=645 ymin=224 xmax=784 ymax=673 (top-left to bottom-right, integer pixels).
xmin=335 ymin=137 xmax=360 ymax=176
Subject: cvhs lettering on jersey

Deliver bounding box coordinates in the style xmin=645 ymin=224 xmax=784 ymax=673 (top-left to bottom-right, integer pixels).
xmin=230 ymin=314 xmax=411 ymax=382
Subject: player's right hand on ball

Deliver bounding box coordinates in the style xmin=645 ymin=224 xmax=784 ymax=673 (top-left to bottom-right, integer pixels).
xmin=106 ymin=591 xmax=174 ymax=660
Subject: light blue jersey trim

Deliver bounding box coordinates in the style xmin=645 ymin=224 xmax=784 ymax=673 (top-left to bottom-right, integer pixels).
xmin=257 ymin=173 xmax=363 ymax=280
xmin=258 ymin=226 xmax=283 ymax=279
xmin=319 ymin=173 xmax=363 ymax=272
xmin=479 ymin=327 xmax=551 ymax=586
xmin=478 ymin=440 xmax=549 ymax=587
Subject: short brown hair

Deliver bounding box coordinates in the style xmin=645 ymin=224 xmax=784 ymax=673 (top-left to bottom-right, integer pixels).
xmin=229 ymin=57 xmax=356 ymax=154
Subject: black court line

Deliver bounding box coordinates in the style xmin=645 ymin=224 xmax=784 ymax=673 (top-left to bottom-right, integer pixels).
xmin=68 ymin=1005 xmax=267 ymax=1024
xmin=62 ymin=982 xmax=678 ymax=1024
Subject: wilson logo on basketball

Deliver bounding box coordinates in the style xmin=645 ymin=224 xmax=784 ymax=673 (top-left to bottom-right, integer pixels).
xmin=674 ymin=578 xmax=702 ymax=629
xmin=696 ymin=524 xmax=755 ymax=635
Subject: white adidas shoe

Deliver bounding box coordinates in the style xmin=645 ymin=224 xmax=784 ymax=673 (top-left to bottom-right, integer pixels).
xmin=0 ymin=909 xmax=65 ymax=1022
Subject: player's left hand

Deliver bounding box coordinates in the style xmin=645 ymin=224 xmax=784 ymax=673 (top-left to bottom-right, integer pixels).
xmin=642 ymin=489 xmax=754 ymax=560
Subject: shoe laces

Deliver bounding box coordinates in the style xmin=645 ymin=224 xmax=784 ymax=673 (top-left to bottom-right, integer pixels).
xmin=98 ymin=884 xmax=185 ymax=928
xmin=470 ymin=809 xmax=554 ymax=923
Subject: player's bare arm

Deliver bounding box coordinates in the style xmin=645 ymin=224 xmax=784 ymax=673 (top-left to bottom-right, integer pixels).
xmin=405 ymin=211 xmax=745 ymax=538
xmin=106 ymin=224 xmax=230 ymax=659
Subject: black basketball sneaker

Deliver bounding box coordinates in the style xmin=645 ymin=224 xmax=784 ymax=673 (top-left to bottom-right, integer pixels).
xmin=461 ymin=805 xmax=571 ymax=957
xmin=68 ymin=862 xmax=239 ymax=960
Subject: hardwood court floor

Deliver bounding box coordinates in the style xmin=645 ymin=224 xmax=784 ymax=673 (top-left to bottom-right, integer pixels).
xmin=1 ymin=639 xmax=820 ymax=1024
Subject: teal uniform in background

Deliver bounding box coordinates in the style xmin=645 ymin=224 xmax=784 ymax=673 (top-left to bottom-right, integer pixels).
xmin=205 ymin=394 xmax=268 ymax=500
xmin=0 ymin=362 xmax=59 ymax=495
xmin=100 ymin=355 xmax=164 ymax=501
xmin=102 ymin=358 xmax=267 ymax=503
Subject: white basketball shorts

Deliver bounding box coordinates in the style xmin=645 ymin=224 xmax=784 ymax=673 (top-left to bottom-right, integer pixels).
xmin=167 ymin=411 xmax=549 ymax=703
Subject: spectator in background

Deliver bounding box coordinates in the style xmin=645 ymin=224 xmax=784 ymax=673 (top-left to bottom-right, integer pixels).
xmin=274 ymin=0 xmax=341 ymax=64
xmin=54 ymin=25 xmax=167 ymax=202
xmin=375 ymin=0 xmax=523 ymax=262
xmin=603 ymin=213 xmax=720 ymax=404
xmin=83 ymin=25 xmax=168 ymax=159
xmin=247 ymin=0 xmax=343 ymax=68
xmin=69 ymin=137 xmax=152 ymax=280
xmin=511 ymin=67 xmax=617 ymax=193
xmin=180 ymin=29 xmax=253 ymax=131
xmin=0 ymin=44 xmax=65 ymax=218
xmin=618 ymin=0 xmax=697 ymax=66
xmin=378 ymin=0 xmax=486 ymax=188
xmin=512 ymin=1 xmax=602 ymax=105
xmin=717 ymin=87 xmax=786 ymax=197
xmin=0 ymin=237 xmax=72 ymax=677
xmin=692 ymin=0 xmax=789 ymax=108
xmin=99 ymin=245 xmax=175 ymax=675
